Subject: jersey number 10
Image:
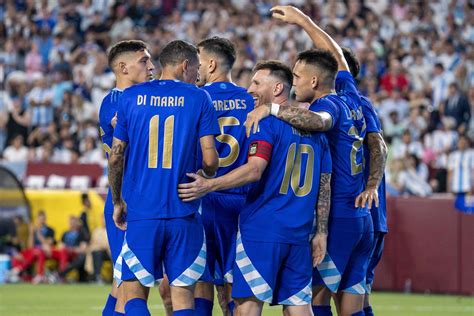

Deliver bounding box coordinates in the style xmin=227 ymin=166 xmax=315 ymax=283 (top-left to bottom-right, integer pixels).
xmin=279 ymin=143 xmax=314 ymax=197
xmin=148 ymin=115 xmax=174 ymax=169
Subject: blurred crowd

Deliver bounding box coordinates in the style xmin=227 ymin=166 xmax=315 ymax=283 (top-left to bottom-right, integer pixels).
xmin=0 ymin=0 xmax=473 ymax=196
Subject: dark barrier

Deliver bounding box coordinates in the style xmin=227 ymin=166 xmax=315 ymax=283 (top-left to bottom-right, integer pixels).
xmin=372 ymin=195 xmax=474 ymax=295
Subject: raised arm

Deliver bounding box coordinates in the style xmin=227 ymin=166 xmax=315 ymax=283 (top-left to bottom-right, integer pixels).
xmin=178 ymin=157 xmax=268 ymax=202
xmin=355 ymin=132 xmax=388 ymax=208
xmin=271 ymin=5 xmax=349 ymax=72
xmin=108 ymin=137 xmax=128 ymax=230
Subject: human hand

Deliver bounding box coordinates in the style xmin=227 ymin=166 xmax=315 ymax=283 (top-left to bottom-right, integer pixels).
xmin=178 ymin=173 xmax=213 ymax=202
xmin=311 ymin=233 xmax=327 ymax=267
xmin=355 ymin=187 xmax=379 ymax=208
xmin=270 ymin=5 xmax=308 ymax=25
xmin=244 ymin=104 xmax=271 ymax=137
xmin=113 ymin=200 xmax=127 ymax=231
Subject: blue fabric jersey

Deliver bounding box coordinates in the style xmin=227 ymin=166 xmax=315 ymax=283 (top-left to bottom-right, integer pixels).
xmin=335 ymin=71 xmax=387 ymax=231
xmin=114 ymin=80 xmax=220 ymax=221
xmin=311 ymin=71 xmax=368 ymax=218
xmin=201 ymin=82 xmax=254 ymax=195
xmin=99 ymin=88 xmax=123 ymax=215
xmin=241 ymin=117 xmax=332 ymax=245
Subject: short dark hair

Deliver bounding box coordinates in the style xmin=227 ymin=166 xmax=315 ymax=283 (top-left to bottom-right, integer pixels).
xmin=107 ymin=40 xmax=148 ymax=68
xmin=159 ymin=40 xmax=198 ymax=68
xmin=434 ymin=62 xmax=444 ymax=70
xmin=296 ymin=49 xmax=338 ymax=87
xmin=253 ymin=60 xmax=293 ymax=89
xmin=197 ymin=37 xmax=236 ymax=70
xmin=342 ymin=47 xmax=360 ymax=78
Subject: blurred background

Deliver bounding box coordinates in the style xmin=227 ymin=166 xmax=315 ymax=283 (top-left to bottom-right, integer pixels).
xmin=0 ymin=0 xmax=472 ymax=312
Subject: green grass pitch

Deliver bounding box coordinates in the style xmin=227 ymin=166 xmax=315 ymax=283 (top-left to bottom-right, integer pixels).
xmin=0 ymin=284 xmax=472 ymax=315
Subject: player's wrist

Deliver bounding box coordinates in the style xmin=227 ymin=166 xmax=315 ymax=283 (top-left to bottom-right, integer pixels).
xmin=202 ymin=169 xmax=217 ymax=179
xmin=270 ymin=103 xmax=280 ymax=116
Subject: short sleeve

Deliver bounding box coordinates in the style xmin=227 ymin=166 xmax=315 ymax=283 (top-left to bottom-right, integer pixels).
xmin=198 ymin=91 xmax=220 ymax=138
xmin=309 ymin=98 xmax=340 ymax=130
xmin=335 ymin=71 xmax=361 ymax=103
xmin=361 ymin=97 xmax=382 ymax=134
xmin=319 ymin=134 xmax=332 ymax=174
xmin=247 ymin=118 xmax=276 ymax=161
xmin=113 ymin=94 xmax=129 ymax=143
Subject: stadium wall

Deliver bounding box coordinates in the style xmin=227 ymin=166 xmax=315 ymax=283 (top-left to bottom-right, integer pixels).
xmin=373 ymin=196 xmax=474 ymax=295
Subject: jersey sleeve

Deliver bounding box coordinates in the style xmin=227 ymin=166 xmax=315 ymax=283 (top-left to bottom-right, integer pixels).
xmin=198 ymin=90 xmax=220 ymax=138
xmin=310 ymin=99 xmax=340 ymax=130
xmin=113 ymin=93 xmax=129 ymax=143
xmin=335 ymin=70 xmax=361 ymax=103
xmin=247 ymin=118 xmax=275 ymax=162
xmin=320 ymin=134 xmax=332 ymax=174
xmin=361 ymin=97 xmax=382 ymax=134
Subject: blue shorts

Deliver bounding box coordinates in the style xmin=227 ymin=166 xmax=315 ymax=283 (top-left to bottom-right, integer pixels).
xmin=116 ymin=214 xmax=210 ymax=287
xmin=104 ymin=202 xmax=125 ymax=265
xmin=201 ymin=192 xmax=242 ymax=285
xmin=232 ymin=233 xmax=312 ymax=306
xmin=366 ymin=232 xmax=385 ymax=291
xmin=313 ymin=215 xmax=373 ymax=294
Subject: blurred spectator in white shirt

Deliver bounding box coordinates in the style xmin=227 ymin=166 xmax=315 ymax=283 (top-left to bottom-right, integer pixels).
xmin=2 ymin=135 xmax=28 ymax=162
xmin=447 ymin=135 xmax=474 ymax=194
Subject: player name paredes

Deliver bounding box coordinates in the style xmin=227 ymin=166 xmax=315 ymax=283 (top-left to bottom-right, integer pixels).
xmin=212 ymin=99 xmax=247 ymax=111
xmin=137 ymin=95 xmax=185 ymax=107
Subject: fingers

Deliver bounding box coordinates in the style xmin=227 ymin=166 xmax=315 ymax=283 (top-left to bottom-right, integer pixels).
xmin=186 ymin=173 xmax=199 ymax=179
xmin=182 ymin=196 xmax=198 ymax=202
xmin=354 ymin=194 xmax=363 ymax=207
xmin=177 ymin=183 xmax=194 ymax=189
xmin=367 ymin=193 xmax=374 ymax=209
xmin=374 ymin=194 xmax=379 ymax=208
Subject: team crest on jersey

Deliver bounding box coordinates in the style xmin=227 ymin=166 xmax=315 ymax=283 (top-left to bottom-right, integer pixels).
xmin=249 ymin=142 xmax=258 ymax=155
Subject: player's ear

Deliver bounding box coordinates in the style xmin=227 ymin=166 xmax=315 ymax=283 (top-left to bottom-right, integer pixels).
xmin=273 ymin=82 xmax=284 ymax=97
xmin=119 ymin=62 xmax=128 ymax=75
xmin=311 ymin=76 xmax=318 ymax=89
xmin=182 ymin=59 xmax=189 ymax=74
xmin=209 ymin=59 xmax=217 ymax=73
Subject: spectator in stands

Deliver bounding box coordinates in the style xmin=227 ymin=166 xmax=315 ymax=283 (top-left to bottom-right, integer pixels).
xmin=391 ymin=130 xmax=424 ymax=160
xmin=89 ymin=221 xmax=110 ymax=284
xmin=392 ymin=156 xmax=433 ymax=197
xmin=379 ymin=58 xmax=409 ymax=97
xmin=58 ymin=216 xmax=89 ymax=282
xmin=5 ymin=98 xmax=30 ymax=147
xmin=441 ymin=83 xmax=471 ymax=132
xmin=447 ymin=135 xmax=474 ymax=195
xmin=27 ymin=75 xmax=54 ymax=128
xmin=79 ymin=193 xmax=92 ymax=240
xmin=431 ymin=63 xmax=455 ymax=110
xmin=383 ymin=111 xmax=405 ymax=144
xmin=2 ymin=134 xmax=28 ymax=162
xmin=13 ymin=215 xmax=29 ymax=251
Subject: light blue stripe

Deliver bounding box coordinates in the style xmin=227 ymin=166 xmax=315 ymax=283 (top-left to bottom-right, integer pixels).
xmin=188 ymin=261 xmax=205 ymax=275
xmin=199 ymin=249 xmax=206 ymax=258
xmin=247 ymin=276 xmax=267 ymax=288
xmin=236 ymin=251 xmax=246 ymax=261
xmin=240 ymin=264 xmax=254 ymax=275
xmin=319 ymin=268 xmax=340 ymax=277
xmin=129 ymin=262 xmax=143 ymax=274
xmin=122 ymin=250 xmax=134 ymax=261
xmin=256 ymin=289 xmax=273 ymax=301
xmin=176 ymin=273 xmax=195 ymax=285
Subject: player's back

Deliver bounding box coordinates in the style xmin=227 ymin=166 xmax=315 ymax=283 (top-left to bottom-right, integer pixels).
xmin=114 ymin=80 xmax=218 ymax=221
xmin=310 ymin=83 xmax=368 ymax=218
xmin=99 ymin=88 xmax=123 ymax=214
xmin=242 ymin=116 xmax=331 ymax=245
xmin=201 ymin=82 xmax=254 ymax=194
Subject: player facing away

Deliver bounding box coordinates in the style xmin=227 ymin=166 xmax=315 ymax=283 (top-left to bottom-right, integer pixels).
xmin=108 ymin=40 xmax=219 ymax=316
xmin=178 ymin=61 xmax=332 ymax=316
xmin=245 ymin=7 xmax=375 ymax=316
xmin=341 ymin=48 xmax=388 ymax=316
xmin=99 ymin=40 xmax=154 ymax=316
xmin=194 ymin=36 xmax=255 ymax=316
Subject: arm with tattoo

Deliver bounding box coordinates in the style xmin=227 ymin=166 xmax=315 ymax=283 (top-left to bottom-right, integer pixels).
xmin=276 ymin=106 xmax=333 ymax=132
xmin=316 ymin=173 xmax=331 ymax=234
xmin=366 ymin=132 xmax=387 ymax=190
xmin=108 ymin=137 xmax=127 ymax=204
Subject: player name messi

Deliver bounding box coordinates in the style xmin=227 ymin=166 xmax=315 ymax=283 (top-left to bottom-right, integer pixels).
xmin=137 ymin=95 xmax=185 ymax=107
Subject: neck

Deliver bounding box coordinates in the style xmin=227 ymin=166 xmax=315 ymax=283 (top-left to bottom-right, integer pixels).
xmin=208 ymin=71 xmax=232 ymax=84
xmin=160 ymin=67 xmax=182 ymax=81
xmin=311 ymin=87 xmax=336 ymax=104
xmin=274 ymin=95 xmax=290 ymax=107
xmin=115 ymin=76 xmax=134 ymax=90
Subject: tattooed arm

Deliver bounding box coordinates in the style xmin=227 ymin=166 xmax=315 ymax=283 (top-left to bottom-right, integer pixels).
xmin=245 ymin=105 xmax=332 ymax=137
xmin=355 ymin=132 xmax=387 ymax=208
xmin=312 ymin=172 xmax=331 ymax=267
xmin=108 ymin=137 xmax=128 ymax=230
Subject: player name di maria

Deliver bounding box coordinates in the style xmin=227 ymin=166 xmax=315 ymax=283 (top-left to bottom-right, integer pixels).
xmin=137 ymin=95 xmax=185 ymax=107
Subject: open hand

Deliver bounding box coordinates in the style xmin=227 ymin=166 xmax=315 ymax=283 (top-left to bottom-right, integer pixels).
xmin=270 ymin=5 xmax=307 ymax=25
xmin=355 ymin=187 xmax=379 ymax=209
xmin=244 ymin=104 xmax=271 ymax=137
xmin=178 ymin=173 xmax=213 ymax=202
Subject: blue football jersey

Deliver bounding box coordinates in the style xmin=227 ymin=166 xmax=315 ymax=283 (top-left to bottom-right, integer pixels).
xmin=201 ymin=82 xmax=254 ymax=195
xmin=335 ymin=71 xmax=387 ymax=230
xmin=311 ymin=72 xmax=368 ymax=218
xmin=114 ymin=80 xmax=220 ymax=221
xmin=241 ymin=116 xmax=332 ymax=245
xmin=99 ymin=88 xmax=123 ymax=215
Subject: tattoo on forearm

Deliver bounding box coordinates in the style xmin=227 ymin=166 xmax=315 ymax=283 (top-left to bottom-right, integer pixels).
xmin=316 ymin=173 xmax=331 ymax=234
xmin=366 ymin=133 xmax=387 ymax=189
xmin=108 ymin=141 xmax=125 ymax=204
xmin=277 ymin=106 xmax=331 ymax=132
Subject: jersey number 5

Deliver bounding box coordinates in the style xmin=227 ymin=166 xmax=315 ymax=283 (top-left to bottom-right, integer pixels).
xmin=280 ymin=143 xmax=314 ymax=197
xmin=148 ymin=115 xmax=174 ymax=169
xmin=216 ymin=116 xmax=240 ymax=168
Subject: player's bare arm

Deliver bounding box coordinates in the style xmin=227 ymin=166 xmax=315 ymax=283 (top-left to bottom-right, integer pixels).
xmin=270 ymin=5 xmax=350 ymax=72
xmin=312 ymin=172 xmax=331 ymax=267
xmin=245 ymin=104 xmax=332 ymax=137
xmin=108 ymin=137 xmax=128 ymax=230
xmin=355 ymin=133 xmax=387 ymax=208
xmin=178 ymin=157 xmax=268 ymax=202
xmin=199 ymin=135 xmax=219 ymax=177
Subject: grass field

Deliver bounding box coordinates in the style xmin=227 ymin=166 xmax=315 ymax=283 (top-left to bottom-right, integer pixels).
xmin=0 ymin=284 xmax=472 ymax=316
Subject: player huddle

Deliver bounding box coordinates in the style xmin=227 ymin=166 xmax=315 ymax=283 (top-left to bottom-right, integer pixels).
xmin=99 ymin=6 xmax=388 ymax=316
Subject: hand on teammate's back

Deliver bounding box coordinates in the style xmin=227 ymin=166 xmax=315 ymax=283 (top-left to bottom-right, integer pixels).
xmin=355 ymin=187 xmax=379 ymax=209
xmin=178 ymin=173 xmax=212 ymax=202
xmin=270 ymin=5 xmax=307 ymax=25
xmin=244 ymin=104 xmax=271 ymax=137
